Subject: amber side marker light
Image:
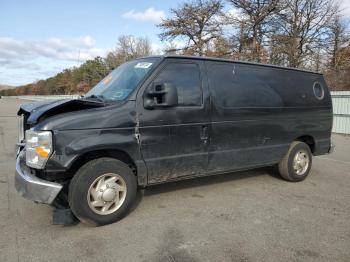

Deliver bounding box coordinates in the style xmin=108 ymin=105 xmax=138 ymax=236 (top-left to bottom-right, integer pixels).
xmin=35 ymin=147 xmax=50 ymax=158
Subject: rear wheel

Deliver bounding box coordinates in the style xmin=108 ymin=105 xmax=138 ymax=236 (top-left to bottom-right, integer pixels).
xmin=278 ymin=141 xmax=312 ymax=182
xmin=68 ymin=157 xmax=137 ymax=226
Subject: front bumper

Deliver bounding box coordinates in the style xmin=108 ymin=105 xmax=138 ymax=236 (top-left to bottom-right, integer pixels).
xmin=14 ymin=150 xmax=63 ymax=204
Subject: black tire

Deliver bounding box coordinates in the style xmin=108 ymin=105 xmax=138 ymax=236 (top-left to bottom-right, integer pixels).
xmin=68 ymin=157 xmax=137 ymax=226
xmin=278 ymin=141 xmax=313 ymax=182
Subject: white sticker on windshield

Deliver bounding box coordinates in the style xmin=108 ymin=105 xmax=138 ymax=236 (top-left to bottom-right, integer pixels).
xmin=135 ymin=62 xmax=153 ymax=69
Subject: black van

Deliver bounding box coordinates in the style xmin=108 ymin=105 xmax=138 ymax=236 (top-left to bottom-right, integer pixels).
xmin=15 ymin=55 xmax=334 ymax=225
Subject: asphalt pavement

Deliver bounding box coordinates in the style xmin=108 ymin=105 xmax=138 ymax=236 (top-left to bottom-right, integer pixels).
xmin=0 ymin=98 xmax=349 ymax=262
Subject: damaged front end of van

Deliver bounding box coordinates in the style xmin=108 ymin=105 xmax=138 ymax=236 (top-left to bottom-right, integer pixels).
xmin=15 ymin=99 xmax=105 ymax=205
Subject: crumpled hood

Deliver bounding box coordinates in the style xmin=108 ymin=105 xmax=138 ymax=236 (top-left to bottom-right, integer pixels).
xmin=18 ymin=99 xmax=105 ymax=125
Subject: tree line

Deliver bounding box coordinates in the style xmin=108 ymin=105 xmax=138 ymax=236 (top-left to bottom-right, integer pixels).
xmin=1 ymin=0 xmax=349 ymax=96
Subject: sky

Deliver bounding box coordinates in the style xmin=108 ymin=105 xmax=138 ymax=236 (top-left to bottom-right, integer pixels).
xmin=0 ymin=0 xmax=350 ymax=86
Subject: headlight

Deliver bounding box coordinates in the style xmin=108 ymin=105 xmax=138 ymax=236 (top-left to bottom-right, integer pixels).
xmin=25 ymin=130 xmax=53 ymax=169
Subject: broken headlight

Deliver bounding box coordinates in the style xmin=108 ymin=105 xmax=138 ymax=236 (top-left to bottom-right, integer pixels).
xmin=25 ymin=130 xmax=52 ymax=169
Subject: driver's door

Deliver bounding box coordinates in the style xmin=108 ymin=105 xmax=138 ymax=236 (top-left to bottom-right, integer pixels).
xmin=136 ymin=59 xmax=210 ymax=184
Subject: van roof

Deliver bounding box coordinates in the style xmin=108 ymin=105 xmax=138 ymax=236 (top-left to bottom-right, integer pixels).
xmin=144 ymin=55 xmax=322 ymax=75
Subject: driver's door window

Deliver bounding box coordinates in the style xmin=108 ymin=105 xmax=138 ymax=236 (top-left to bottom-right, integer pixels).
xmin=153 ymin=63 xmax=202 ymax=106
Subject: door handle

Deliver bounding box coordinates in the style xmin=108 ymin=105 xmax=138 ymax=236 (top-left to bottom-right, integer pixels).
xmin=200 ymin=126 xmax=209 ymax=141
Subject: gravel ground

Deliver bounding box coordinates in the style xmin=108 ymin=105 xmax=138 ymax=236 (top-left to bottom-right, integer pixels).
xmin=1 ymin=98 xmax=349 ymax=262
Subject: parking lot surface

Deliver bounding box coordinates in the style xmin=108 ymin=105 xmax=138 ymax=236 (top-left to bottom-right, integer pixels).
xmin=1 ymin=98 xmax=349 ymax=262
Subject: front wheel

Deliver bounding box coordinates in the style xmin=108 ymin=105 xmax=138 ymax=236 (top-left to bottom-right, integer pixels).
xmin=68 ymin=158 xmax=137 ymax=226
xmin=278 ymin=141 xmax=313 ymax=182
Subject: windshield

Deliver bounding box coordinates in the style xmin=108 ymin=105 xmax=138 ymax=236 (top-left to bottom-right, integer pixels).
xmin=85 ymin=57 xmax=160 ymax=102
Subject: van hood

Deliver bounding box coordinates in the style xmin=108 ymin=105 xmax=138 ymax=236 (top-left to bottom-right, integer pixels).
xmin=18 ymin=99 xmax=105 ymax=125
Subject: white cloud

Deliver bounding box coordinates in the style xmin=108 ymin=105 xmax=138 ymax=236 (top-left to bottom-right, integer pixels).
xmin=171 ymin=40 xmax=187 ymax=49
xmin=0 ymin=60 xmax=41 ymax=71
xmin=0 ymin=36 xmax=108 ymax=85
xmin=0 ymin=36 xmax=105 ymax=62
xmin=339 ymin=0 xmax=350 ymax=18
xmin=122 ymin=7 xmax=165 ymax=23
xmin=46 ymin=36 xmax=95 ymax=50
xmin=227 ymin=8 xmax=244 ymax=19
xmin=151 ymin=42 xmax=163 ymax=54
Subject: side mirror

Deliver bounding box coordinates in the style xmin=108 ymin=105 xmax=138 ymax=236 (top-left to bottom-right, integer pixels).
xmin=144 ymin=82 xmax=178 ymax=109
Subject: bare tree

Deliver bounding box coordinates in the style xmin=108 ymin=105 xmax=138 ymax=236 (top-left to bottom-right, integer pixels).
xmin=203 ymin=36 xmax=234 ymax=57
xmin=327 ymin=15 xmax=349 ymax=70
xmin=227 ymin=0 xmax=280 ymax=62
xmin=158 ymin=0 xmax=224 ymax=56
xmin=272 ymin=0 xmax=339 ymax=68
xmin=106 ymin=35 xmax=153 ymax=70
xmin=116 ymin=35 xmax=153 ymax=62
xmin=324 ymin=15 xmax=350 ymax=90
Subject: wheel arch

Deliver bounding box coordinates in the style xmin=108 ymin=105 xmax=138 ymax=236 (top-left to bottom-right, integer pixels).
xmin=295 ymin=135 xmax=316 ymax=154
xmin=67 ymin=149 xmax=138 ymax=179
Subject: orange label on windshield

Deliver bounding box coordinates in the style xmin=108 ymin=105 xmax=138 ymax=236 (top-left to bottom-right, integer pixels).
xmin=102 ymin=75 xmax=113 ymax=85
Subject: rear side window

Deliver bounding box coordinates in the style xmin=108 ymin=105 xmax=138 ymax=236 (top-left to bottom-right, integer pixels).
xmin=313 ymin=82 xmax=324 ymax=100
xmin=207 ymin=62 xmax=283 ymax=108
xmin=154 ymin=63 xmax=202 ymax=106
